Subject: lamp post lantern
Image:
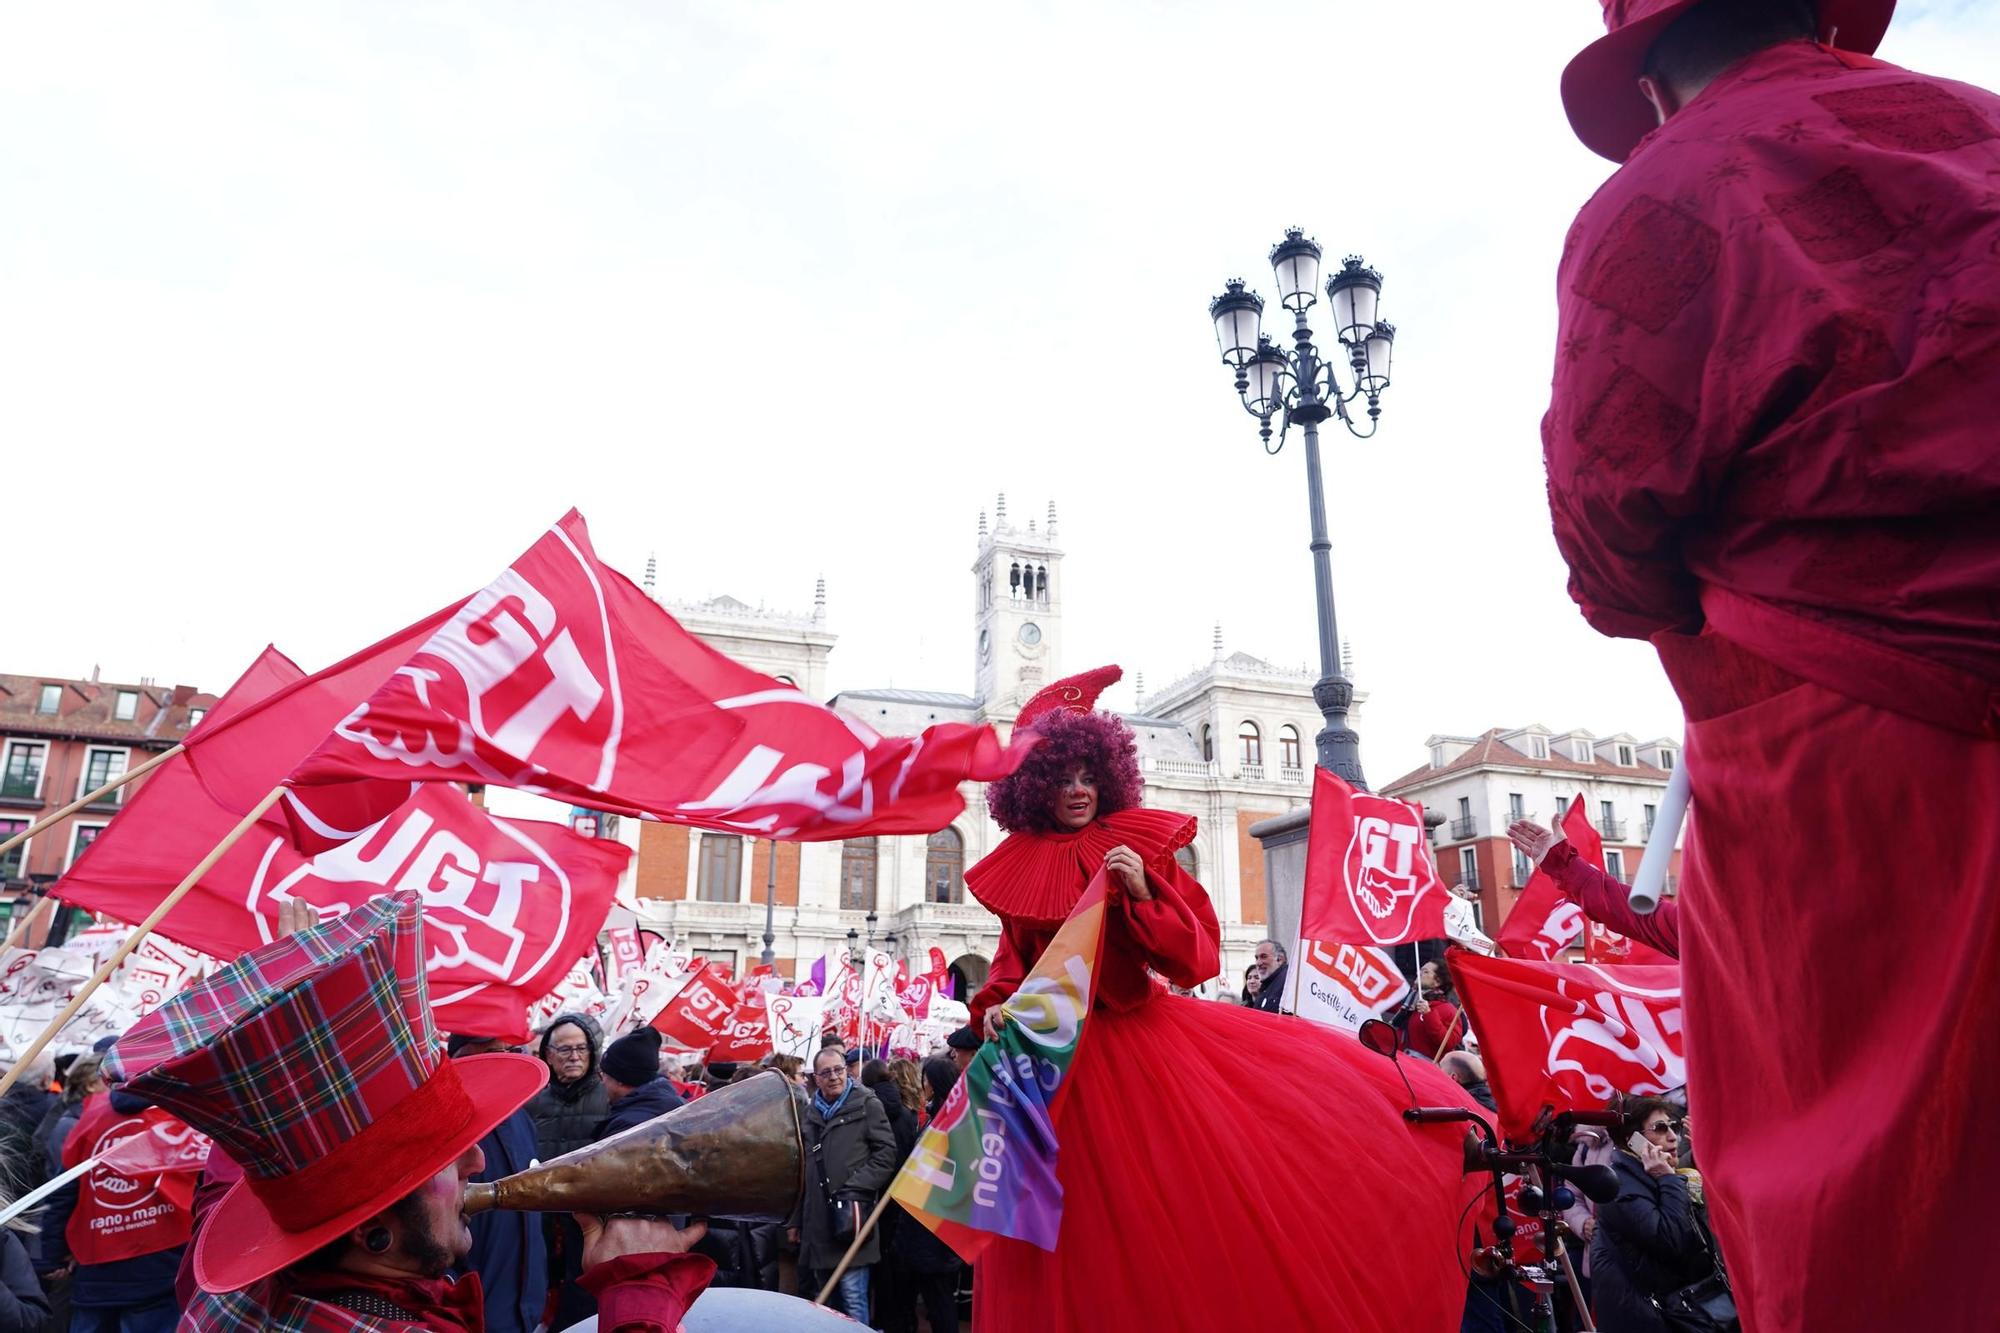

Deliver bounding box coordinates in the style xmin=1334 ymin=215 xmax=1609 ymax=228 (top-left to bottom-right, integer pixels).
xmin=1208 ymin=229 xmax=1398 ymax=787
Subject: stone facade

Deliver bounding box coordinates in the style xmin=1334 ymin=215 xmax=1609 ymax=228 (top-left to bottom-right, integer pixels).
xmin=621 ymin=496 xmax=1352 ymax=998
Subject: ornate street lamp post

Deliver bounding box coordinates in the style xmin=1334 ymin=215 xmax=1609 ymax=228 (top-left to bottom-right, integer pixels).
xmin=1209 ymin=229 xmax=1396 ymax=787
xmin=760 ymin=838 xmax=778 ymax=969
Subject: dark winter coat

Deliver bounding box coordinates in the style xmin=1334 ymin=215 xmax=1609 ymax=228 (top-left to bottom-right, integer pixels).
xmin=869 ymin=1079 xmax=919 ymax=1162
xmin=0 ymin=1084 xmax=55 ymax=1196
xmin=695 ymin=1221 xmax=782 ymax=1291
xmin=524 ymin=1013 xmax=611 ymax=1163
xmin=888 ymin=1090 xmax=964 ymax=1279
xmin=456 ymin=1106 xmax=547 ymax=1333
xmin=1462 ymin=1080 xmax=1498 ymax=1113
xmin=1244 ymin=962 xmax=1288 ymax=1012
xmin=594 ymin=1076 xmax=685 ymax=1140
xmin=0 ymin=1231 xmax=48 ymax=1333
xmin=799 ymin=1082 xmax=897 ymax=1272
xmin=33 ymin=1100 xmax=86 ymax=1274
xmin=1588 ymin=1152 xmax=1716 ymax=1333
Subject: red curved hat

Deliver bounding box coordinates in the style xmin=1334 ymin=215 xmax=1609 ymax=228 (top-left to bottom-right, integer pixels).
xmin=109 ymin=892 xmax=547 ymax=1294
xmin=1015 ymin=665 xmax=1122 ymax=730
xmin=1562 ymin=0 xmax=1897 ymax=162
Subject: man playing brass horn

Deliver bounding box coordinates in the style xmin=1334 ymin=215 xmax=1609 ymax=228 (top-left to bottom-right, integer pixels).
xmin=104 ymin=892 xmax=715 ymax=1331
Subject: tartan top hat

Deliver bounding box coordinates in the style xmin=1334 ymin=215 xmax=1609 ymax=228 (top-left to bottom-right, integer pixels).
xmin=105 ymin=891 xmax=546 ymax=1294
xmin=1562 ymin=0 xmax=1897 ymax=161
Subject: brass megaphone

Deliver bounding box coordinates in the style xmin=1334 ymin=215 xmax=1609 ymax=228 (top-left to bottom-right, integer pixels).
xmin=463 ymin=1070 xmax=805 ymax=1222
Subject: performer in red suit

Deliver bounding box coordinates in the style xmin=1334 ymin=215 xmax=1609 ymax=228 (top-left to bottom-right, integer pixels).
xmin=965 ymin=667 xmax=1481 ymax=1333
xmin=1546 ymin=3 xmax=2000 ymax=1329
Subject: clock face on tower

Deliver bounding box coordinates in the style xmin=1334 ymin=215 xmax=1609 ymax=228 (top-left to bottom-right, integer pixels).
xmin=1018 ymin=622 xmax=1042 ymax=646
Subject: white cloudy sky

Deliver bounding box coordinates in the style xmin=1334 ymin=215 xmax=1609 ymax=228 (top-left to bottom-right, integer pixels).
xmin=6 ymin=2 xmax=1997 ymax=790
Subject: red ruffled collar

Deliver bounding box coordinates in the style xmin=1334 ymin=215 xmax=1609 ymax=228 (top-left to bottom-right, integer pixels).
xmin=965 ymin=807 xmax=1196 ymax=923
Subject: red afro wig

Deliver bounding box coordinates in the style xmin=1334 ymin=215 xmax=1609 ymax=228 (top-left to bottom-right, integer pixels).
xmin=988 ymin=708 xmax=1144 ymax=834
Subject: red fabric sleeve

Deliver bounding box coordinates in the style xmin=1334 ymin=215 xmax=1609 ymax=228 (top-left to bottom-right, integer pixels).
xmin=1406 ymin=1001 xmax=1461 ymax=1057
xmin=1544 ymin=842 xmax=1682 ymax=960
xmin=968 ymin=922 xmax=1029 ymax=1032
xmin=1118 ymin=864 xmax=1221 ymax=989
xmin=577 ymin=1251 xmax=717 ymax=1333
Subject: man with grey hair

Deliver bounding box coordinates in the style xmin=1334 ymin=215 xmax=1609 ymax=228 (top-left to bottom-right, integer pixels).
xmin=1439 ymin=1050 xmax=1495 ymax=1113
xmin=1242 ymin=940 xmax=1288 ymax=1014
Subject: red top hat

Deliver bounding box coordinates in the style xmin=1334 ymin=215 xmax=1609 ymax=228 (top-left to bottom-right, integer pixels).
xmin=107 ymin=891 xmax=547 ymax=1294
xmin=1562 ymin=0 xmax=1897 ymax=161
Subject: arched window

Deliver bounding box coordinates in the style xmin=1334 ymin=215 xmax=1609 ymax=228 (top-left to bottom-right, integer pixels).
xmin=696 ymin=833 xmax=742 ymax=902
xmin=1035 ymin=565 xmax=1048 ymax=601
xmin=1174 ymin=843 xmax=1199 ymax=880
xmin=1239 ymin=721 xmax=1262 ymax=767
xmin=841 ymin=837 xmax=878 ymax=911
xmin=926 ymin=827 xmax=964 ymax=903
xmin=1200 ymin=725 xmax=1214 ymax=762
xmin=1279 ymin=724 xmax=1302 ymax=770
xmin=1009 ymin=563 xmax=1022 ymax=598
xmin=774 ymin=674 xmax=796 ymax=687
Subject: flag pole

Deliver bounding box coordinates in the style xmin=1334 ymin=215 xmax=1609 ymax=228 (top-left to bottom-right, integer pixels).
xmin=813 ymin=1188 xmax=901 ymax=1307
xmin=0 ymin=893 xmax=54 ymax=955
xmin=1433 ymin=1008 xmax=1467 ymax=1062
xmin=0 ymin=783 xmax=285 ymax=1099
xmin=0 ymin=745 xmax=185 ymax=862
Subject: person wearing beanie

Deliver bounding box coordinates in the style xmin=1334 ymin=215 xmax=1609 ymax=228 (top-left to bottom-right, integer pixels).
xmin=944 ymin=1025 xmax=980 ymax=1074
xmin=595 ymin=1028 xmax=684 ymax=1140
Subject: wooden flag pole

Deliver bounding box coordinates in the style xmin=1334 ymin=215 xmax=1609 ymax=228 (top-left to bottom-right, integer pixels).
xmin=0 ymin=783 xmax=284 ymax=1098
xmin=0 ymin=745 xmax=184 ymax=862
xmin=0 ymin=894 xmax=54 ymax=956
xmin=813 ymin=1188 xmax=901 ymax=1307
xmin=1433 ymin=1007 xmax=1467 ymax=1063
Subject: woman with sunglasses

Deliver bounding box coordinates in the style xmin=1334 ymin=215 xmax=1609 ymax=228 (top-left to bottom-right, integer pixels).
xmin=1589 ymin=1097 xmax=1725 ymax=1332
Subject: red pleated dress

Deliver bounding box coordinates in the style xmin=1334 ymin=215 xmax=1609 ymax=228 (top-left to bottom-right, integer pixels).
xmin=964 ymin=807 xmax=1484 ymax=1333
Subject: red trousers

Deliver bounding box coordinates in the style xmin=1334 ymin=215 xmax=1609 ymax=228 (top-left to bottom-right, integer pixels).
xmin=1683 ymin=676 xmax=1997 ymax=1331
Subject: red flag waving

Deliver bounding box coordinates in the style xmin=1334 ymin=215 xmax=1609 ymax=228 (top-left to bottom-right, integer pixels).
xmin=707 ymin=993 xmax=774 ymax=1063
xmin=57 ymin=649 xmax=626 ymax=1041
xmin=1300 ymin=768 xmax=1450 ymax=946
xmin=284 ymin=510 xmax=1028 ymax=851
xmin=1450 ymin=948 xmax=1685 ymax=1142
xmin=650 ymin=961 xmax=743 ymax=1051
xmin=1497 ymin=795 xmax=1593 ymax=962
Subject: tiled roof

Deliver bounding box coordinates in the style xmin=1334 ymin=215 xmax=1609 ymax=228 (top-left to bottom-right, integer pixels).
xmin=0 ymin=672 xmax=218 ymax=747
xmin=1381 ymin=728 xmax=1672 ymax=794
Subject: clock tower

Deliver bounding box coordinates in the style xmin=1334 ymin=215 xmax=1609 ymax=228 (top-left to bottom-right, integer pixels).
xmin=973 ymin=493 xmax=1064 ymax=722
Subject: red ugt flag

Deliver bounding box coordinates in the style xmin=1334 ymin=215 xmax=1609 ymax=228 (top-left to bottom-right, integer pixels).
xmin=58 ymin=647 xmax=627 ymax=1041
xmin=1497 ymin=795 xmax=1594 ymax=962
xmin=285 ymin=510 xmax=1028 ymax=851
xmin=651 ymin=961 xmax=743 ymax=1051
xmin=1300 ymin=768 xmax=1450 ymax=946
xmin=1451 ymin=947 xmax=1685 ymax=1142
xmin=706 ymin=993 xmax=774 ymax=1063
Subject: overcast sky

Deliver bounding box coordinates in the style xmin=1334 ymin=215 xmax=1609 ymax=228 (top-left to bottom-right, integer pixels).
xmin=6 ymin=2 xmax=1996 ymax=791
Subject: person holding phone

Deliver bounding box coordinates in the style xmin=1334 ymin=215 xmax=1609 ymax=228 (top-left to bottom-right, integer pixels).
xmin=1589 ymin=1098 xmax=1720 ymax=1332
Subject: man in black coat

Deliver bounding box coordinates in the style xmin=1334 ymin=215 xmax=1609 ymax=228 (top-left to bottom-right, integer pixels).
xmin=447 ymin=1034 xmax=550 ymax=1333
xmin=1243 ymin=939 xmax=1289 ymax=1013
xmin=798 ymin=1046 xmax=897 ymax=1322
xmin=595 ymin=1026 xmax=685 ymax=1138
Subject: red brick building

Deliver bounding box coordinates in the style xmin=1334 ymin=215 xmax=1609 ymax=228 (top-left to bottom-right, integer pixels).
xmin=1 ymin=670 xmax=216 ymax=945
xmin=1381 ymin=725 xmax=1684 ymax=939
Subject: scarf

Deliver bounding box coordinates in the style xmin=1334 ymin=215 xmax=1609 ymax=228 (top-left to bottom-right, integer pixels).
xmin=812 ymin=1082 xmax=854 ymax=1121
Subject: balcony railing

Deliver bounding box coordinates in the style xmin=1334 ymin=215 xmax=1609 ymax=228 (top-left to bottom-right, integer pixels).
xmin=1238 ymin=763 xmax=1267 ymax=781
xmin=0 ymin=775 xmax=41 ymax=802
xmin=1279 ymin=765 xmax=1306 ymax=784
xmin=1456 ymin=869 xmax=1482 ymax=892
xmin=1449 ymin=816 xmax=1479 ymax=840
xmin=1598 ymin=818 xmax=1627 ymax=840
xmin=1144 ymin=757 xmax=1218 ymax=780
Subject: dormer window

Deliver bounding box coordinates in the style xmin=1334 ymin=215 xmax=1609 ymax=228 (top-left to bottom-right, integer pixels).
xmin=1529 ymin=736 xmax=1548 ymax=760
xmin=1430 ymin=744 xmax=1446 ymax=768
xmin=1659 ymin=749 xmax=1677 ymax=771
xmin=115 ymin=690 xmax=140 ymax=722
xmin=37 ymin=684 xmax=60 ymax=714
xmin=1616 ymin=744 xmax=1634 ymax=766
xmin=1573 ymin=740 xmax=1592 ymax=763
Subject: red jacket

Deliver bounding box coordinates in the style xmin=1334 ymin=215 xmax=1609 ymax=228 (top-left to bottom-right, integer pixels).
xmin=1543 ymin=40 xmax=2000 ymax=736
xmin=1405 ymin=1000 xmax=1462 ymax=1058
xmin=1542 ymin=841 xmax=1681 ymax=960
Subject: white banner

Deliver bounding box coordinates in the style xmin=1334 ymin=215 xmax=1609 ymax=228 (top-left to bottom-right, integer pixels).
xmin=1286 ymin=939 xmax=1411 ymax=1035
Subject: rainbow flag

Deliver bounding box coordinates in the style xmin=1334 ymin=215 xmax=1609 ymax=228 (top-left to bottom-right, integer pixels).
xmin=888 ymin=868 xmax=1109 ymax=1258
